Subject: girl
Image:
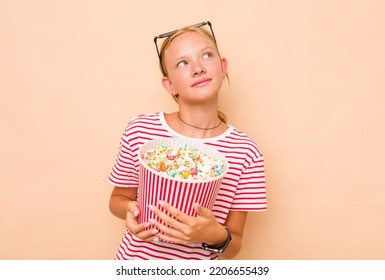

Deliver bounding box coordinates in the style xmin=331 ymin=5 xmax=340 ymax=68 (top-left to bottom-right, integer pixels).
xmin=108 ymin=21 xmax=267 ymax=260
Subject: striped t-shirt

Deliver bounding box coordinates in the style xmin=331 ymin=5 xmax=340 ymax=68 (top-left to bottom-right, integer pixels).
xmin=108 ymin=112 xmax=267 ymax=260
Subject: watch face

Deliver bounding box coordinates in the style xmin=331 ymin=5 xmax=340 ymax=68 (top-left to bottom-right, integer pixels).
xmin=212 ymin=248 xmax=222 ymax=253
xmin=202 ymin=245 xmax=221 ymax=253
xmin=202 ymin=244 xmax=222 ymax=253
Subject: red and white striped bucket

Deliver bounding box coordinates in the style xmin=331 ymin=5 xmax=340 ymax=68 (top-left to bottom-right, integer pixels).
xmin=137 ymin=138 xmax=228 ymax=228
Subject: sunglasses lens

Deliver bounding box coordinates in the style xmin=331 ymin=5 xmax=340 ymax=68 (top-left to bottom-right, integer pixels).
xmin=154 ymin=21 xmax=216 ymax=76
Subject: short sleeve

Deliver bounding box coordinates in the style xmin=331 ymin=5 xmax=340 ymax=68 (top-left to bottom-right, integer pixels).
xmin=108 ymin=130 xmax=140 ymax=188
xmin=230 ymin=148 xmax=267 ymax=211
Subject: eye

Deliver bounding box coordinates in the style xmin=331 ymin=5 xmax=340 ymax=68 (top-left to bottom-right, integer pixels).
xmin=202 ymin=52 xmax=213 ymax=60
xmin=177 ymin=60 xmax=188 ymax=68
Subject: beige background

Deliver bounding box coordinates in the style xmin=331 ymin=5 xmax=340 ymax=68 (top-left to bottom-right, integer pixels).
xmin=1 ymin=0 xmax=384 ymax=259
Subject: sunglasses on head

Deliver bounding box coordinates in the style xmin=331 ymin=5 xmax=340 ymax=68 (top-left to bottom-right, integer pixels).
xmin=153 ymin=21 xmax=217 ymax=75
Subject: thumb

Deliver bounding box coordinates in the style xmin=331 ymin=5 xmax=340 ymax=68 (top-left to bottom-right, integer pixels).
xmin=127 ymin=201 xmax=140 ymax=217
xmin=133 ymin=208 xmax=140 ymax=217
xmin=194 ymin=203 xmax=212 ymax=218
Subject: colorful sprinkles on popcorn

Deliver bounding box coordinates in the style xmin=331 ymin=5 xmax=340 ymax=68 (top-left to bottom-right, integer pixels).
xmin=142 ymin=143 xmax=225 ymax=180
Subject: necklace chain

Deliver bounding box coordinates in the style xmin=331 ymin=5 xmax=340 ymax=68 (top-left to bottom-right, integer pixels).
xmin=177 ymin=112 xmax=222 ymax=130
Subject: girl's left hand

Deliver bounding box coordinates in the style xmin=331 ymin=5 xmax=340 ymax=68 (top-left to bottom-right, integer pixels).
xmin=149 ymin=201 xmax=223 ymax=245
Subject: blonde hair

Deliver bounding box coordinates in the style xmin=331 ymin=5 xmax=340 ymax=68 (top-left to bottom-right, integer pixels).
xmin=158 ymin=25 xmax=228 ymax=124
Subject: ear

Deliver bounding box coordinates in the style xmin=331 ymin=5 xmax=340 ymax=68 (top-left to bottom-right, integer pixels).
xmin=162 ymin=76 xmax=178 ymax=96
xmin=220 ymin=57 xmax=228 ymax=79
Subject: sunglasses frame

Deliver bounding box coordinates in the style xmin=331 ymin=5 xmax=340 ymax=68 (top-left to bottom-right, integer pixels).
xmin=153 ymin=21 xmax=217 ymax=75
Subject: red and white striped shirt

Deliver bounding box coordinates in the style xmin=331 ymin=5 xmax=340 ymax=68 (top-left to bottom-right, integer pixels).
xmin=108 ymin=112 xmax=267 ymax=260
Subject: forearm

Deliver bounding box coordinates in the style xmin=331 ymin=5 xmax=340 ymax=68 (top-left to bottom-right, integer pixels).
xmin=215 ymin=211 xmax=247 ymax=259
xmin=218 ymin=232 xmax=242 ymax=259
xmin=109 ymin=195 xmax=130 ymax=220
xmin=204 ymin=224 xmax=243 ymax=259
xmin=109 ymin=186 xmax=138 ymax=220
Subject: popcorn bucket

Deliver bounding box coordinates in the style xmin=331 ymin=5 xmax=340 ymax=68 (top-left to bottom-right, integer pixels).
xmin=137 ymin=138 xmax=228 ymax=228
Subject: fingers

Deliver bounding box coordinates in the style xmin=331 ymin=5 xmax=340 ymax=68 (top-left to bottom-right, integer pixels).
xmin=126 ymin=200 xmax=140 ymax=218
xmin=127 ymin=220 xmax=159 ymax=242
xmin=193 ymin=203 xmax=213 ymax=218
xmin=148 ymin=201 xmax=198 ymax=244
xmin=154 ymin=200 xmax=189 ymax=224
xmin=125 ymin=201 xmax=158 ymax=241
xmin=148 ymin=205 xmax=183 ymax=233
xmin=145 ymin=201 xmax=217 ymax=244
xmin=148 ymin=217 xmax=188 ymax=244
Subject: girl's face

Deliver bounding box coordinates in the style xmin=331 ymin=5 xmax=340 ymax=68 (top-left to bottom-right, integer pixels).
xmin=161 ymin=31 xmax=227 ymax=105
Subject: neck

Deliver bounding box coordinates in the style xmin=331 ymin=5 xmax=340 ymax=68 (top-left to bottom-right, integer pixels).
xmin=178 ymin=111 xmax=222 ymax=130
xmin=178 ymin=106 xmax=221 ymax=129
xmin=163 ymin=110 xmax=228 ymax=139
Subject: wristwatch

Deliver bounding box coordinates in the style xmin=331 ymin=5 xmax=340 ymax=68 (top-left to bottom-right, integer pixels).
xmin=202 ymin=226 xmax=232 ymax=253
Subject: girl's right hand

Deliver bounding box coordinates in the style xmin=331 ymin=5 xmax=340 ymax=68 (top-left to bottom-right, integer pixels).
xmin=125 ymin=200 xmax=159 ymax=241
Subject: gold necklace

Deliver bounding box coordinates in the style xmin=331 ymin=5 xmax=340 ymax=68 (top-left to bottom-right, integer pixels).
xmin=177 ymin=112 xmax=222 ymax=130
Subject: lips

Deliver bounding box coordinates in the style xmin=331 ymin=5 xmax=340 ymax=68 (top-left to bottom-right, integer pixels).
xmin=191 ymin=78 xmax=211 ymax=87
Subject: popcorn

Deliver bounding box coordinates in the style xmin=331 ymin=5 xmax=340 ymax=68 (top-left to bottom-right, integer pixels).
xmin=142 ymin=144 xmax=224 ymax=180
xmin=138 ymin=138 xmax=228 ymax=227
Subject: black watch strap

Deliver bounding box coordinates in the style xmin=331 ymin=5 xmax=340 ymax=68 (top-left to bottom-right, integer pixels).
xmin=202 ymin=226 xmax=232 ymax=253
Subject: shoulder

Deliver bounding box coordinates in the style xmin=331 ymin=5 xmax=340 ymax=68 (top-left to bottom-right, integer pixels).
xmin=123 ymin=112 xmax=162 ymax=133
xmin=126 ymin=112 xmax=161 ymax=126
xmin=120 ymin=112 xmax=170 ymax=144
xmin=224 ymin=126 xmax=263 ymax=158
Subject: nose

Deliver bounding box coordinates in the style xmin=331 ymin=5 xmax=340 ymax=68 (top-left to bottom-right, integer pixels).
xmin=192 ymin=61 xmax=206 ymax=76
